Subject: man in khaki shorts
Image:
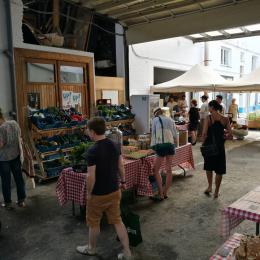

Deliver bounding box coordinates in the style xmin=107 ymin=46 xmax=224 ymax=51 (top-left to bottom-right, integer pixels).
xmin=76 ymin=117 xmax=132 ymax=260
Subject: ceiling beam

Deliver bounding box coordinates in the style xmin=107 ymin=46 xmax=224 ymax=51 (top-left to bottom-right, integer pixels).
xmin=193 ymin=29 xmax=260 ymax=42
xmin=126 ymin=0 xmax=260 ymax=44
xmin=116 ymin=0 xmax=210 ymax=21
xmin=106 ymin=0 xmax=177 ymax=16
xmin=94 ymin=0 xmax=137 ymax=12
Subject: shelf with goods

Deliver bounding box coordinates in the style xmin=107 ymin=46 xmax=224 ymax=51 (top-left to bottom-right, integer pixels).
xmin=25 ymin=108 xmax=89 ymax=181
xmin=105 ymin=118 xmax=135 ymax=127
xmin=29 ymin=126 xmax=88 ymax=181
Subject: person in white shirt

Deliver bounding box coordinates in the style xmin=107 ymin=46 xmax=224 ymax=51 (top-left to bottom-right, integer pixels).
xmin=166 ymin=96 xmax=178 ymax=111
xmin=199 ymin=95 xmax=209 ymax=137
xmin=178 ymin=94 xmax=188 ymax=115
xmin=216 ymin=95 xmax=226 ymax=115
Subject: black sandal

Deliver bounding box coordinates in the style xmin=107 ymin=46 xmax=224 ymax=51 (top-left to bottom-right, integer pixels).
xmin=150 ymin=195 xmax=164 ymax=202
xmin=204 ymin=190 xmax=212 ymax=196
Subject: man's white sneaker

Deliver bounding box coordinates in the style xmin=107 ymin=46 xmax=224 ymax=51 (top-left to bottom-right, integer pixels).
xmin=76 ymin=245 xmax=96 ymax=256
xmin=117 ymin=252 xmax=133 ymax=260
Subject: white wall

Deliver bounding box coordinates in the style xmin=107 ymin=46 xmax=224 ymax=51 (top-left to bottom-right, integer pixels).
xmin=129 ymin=37 xmax=204 ymax=95
xmin=129 ymin=34 xmax=260 ymax=115
xmin=207 ymin=36 xmax=260 ymax=80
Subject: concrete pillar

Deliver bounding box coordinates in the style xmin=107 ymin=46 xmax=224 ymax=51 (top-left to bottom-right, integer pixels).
xmin=0 ymin=1 xmax=14 ymax=117
xmin=115 ymin=23 xmax=125 ymax=78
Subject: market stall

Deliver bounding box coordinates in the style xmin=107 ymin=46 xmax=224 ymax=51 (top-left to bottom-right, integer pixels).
xmin=221 ymin=186 xmax=260 ymax=238
xmin=210 ymin=186 xmax=260 ymax=259
xmin=150 ymin=64 xmax=228 ymax=93
xmin=56 ymin=143 xmax=195 ymax=209
xmin=56 ymin=157 xmax=141 ymax=213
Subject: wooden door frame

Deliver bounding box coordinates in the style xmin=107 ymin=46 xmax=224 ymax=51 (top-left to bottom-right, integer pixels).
xmin=14 ymin=48 xmax=95 ymax=129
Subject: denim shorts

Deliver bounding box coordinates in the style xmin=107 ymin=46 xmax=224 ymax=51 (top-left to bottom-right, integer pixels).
xmin=154 ymin=143 xmax=175 ymax=157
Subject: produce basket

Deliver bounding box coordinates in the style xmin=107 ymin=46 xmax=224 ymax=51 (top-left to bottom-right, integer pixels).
xmin=38 ymin=33 xmax=64 ymax=47
xmin=124 ymin=150 xmax=152 ymax=160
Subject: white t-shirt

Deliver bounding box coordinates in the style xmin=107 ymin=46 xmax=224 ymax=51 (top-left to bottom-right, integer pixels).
xmin=221 ymin=102 xmax=226 ymax=115
xmin=200 ymin=101 xmax=209 ymax=119
xmin=167 ymin=101 xmax=178 ymax=110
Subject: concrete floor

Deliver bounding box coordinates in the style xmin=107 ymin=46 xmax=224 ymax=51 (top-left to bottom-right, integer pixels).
xmin=1 ymin=131 xmax=260 ymax=260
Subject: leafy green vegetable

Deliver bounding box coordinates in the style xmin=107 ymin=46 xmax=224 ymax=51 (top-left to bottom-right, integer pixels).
xmin=71 ymin=142 xmax=94 ymax=164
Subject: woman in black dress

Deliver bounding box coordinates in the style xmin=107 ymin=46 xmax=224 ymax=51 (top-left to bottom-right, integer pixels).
xmin=202 ymin=100 xmax=231 ymax=199
xmin=188 ymin=99 xmax=200 ymax=145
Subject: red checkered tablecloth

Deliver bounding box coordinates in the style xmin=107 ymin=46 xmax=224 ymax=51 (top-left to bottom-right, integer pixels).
xmin=210 ymin=233 xmax=244 ymax=260
xmin=176 ymin=124 xmax=188 ymax=131
xmin=56 ymin=159 xmax=141 ymax=206
xmin=56 ymin=168 xmax=87 ymax=206
xmin=137 ymin=143 xmax=195 ymax=196
xmin=221 ymin=186 xmax=260 ymax=238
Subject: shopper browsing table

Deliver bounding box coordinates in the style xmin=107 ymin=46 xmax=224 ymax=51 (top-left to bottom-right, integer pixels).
xmin=0 ymin=108 xmax=26 ymax=209
xmin=178 ymin=94 xmax=188 ymax=115
xmin=202 ymin=101 xmax=231 ymax=199
xmin=216 ymin=95 xmax=226 ymax=115
xmin=188 ymin=99 xmax=200 ymax=145
xmin=76 ymin=117 xmax=132 ymax=260
xmin=150 ymin=108 xmax=177 ymax=201
xmin=199 ymin=95 xmax=209 ymax=137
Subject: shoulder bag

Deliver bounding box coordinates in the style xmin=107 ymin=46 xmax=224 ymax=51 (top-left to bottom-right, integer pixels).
xmin=200 ymin=116 xmax=219 ymax=157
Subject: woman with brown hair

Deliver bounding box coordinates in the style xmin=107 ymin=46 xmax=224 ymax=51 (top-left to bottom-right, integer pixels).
xmin=202 ymin=100 xmax=231 ymax=199
xmin=0 ymin=109 xmax=26 ymax=208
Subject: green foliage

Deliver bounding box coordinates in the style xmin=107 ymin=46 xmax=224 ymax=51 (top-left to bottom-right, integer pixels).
xmin=71 ymin=142 xmax=94 ymax=164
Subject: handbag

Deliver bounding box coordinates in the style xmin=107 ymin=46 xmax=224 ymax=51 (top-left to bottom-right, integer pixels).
xmin=119 ymin=206 xmax=143 ymax=247
xmin=151 ymin=116 xmax=173 ymax=153
xmin=200 ymin=116 xmax=219 ymax=157
xmin=122 ymin=211 xmax=143 ymax=247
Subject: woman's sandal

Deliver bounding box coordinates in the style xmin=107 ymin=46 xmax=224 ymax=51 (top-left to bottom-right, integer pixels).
xmin=213 ymin=193 xmax=220 ymax=199
xmin=150 ymin=195 xmax=164 ymax=202
xmin=204 ymin=189 xmax=212 ymax=196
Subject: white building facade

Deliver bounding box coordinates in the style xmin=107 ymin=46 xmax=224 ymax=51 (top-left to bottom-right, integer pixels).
xmin=129 ymin=36 xmax=260 ymax=114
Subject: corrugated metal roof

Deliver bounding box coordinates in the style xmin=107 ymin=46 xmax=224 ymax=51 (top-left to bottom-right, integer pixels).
xmin=67 ymin=0 xmax=260 ymax=44
xmin=78 ymin=0 xmax=250 ymax=27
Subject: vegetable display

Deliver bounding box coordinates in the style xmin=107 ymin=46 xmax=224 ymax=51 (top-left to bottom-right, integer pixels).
xmin=97 ymin=104 xmax=135 ymax=122
xmin=31 ymin=107 xmax=87 ymax=130
xmin=35 ymin=132 xmax=89 ymax=153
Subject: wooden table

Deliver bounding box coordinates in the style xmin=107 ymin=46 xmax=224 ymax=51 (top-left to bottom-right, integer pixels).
xmin=221 ymin=186 xmax=260 ymax=238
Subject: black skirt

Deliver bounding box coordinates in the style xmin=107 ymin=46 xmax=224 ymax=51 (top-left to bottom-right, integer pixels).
xmin=203 ymin=121 xmax=226 ymax=174
xmin=203 ymin=146 xmax=226 ymax=174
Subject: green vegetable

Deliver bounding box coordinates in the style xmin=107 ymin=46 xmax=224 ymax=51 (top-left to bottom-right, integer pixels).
xmin=71 ymin=142 xmax=94 ymax=164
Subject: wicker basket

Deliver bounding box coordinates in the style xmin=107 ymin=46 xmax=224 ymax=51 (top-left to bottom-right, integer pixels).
xmin=38 ymin=33 xmax=64 ymax=47
xmin=179 ymin=130 xmax=188 ymax=146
